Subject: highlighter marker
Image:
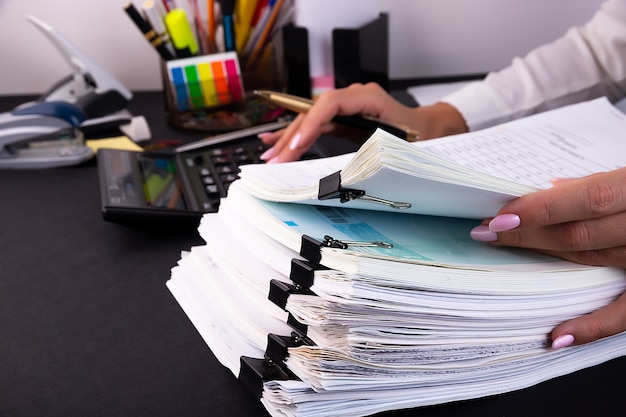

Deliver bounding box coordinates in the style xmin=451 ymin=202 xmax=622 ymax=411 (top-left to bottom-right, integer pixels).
xmin=165 ymin=9 xmax=199 ymax=58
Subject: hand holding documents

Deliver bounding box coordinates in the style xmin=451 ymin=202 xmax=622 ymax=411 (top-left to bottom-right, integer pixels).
xmin=238 ymin=97 xmax=626 ymax=219
xmin=167 ymin=96 xmax=626 ymax=416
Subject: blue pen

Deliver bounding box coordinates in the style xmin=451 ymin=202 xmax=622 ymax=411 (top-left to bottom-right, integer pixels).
xmin=219 ymin=0 xmax=236 ymax=51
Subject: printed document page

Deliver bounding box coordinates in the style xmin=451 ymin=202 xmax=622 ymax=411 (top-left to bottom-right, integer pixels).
xmin=239 ymin=98 xmax=626 ymax=218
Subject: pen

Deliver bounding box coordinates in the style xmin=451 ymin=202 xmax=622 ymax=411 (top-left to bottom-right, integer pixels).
xmin=207 ymin=0 xmax=216 ymax=47
xmin=254 ymin=90 xmax=420 ymax=142
xmin=242 ymin=0 xmax=271 ymax=56
xmin=218 ymin=0 xmax=237 ymax=52
xmin=246 ymin=0 xmax=283 ymax=68
xmin=175 ymin=120 xmax=290 ymax=153
xmin=189 ymin=0 xmax=209 ymax=54
xmin=142 ymin=0 xmax=176 ymax=58
xmin=124 ymin=2 xmax=176 ymax=61
xmin=233 ymin=0 xmax=257 ymax=52
xmin=161 ymin=0 xmax=175 ymax=12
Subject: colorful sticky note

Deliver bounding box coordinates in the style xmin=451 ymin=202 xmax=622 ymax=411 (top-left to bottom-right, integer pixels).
xmin=165 ymin=52 xmax=244 ymax=111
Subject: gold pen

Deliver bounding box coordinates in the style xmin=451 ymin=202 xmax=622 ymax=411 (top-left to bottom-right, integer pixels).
xmin=254 ymin=90 xmax=419 ymax=142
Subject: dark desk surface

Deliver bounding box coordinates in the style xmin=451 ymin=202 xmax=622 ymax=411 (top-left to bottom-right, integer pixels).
xmin=1 ymin=92 xmax=625 ymax=417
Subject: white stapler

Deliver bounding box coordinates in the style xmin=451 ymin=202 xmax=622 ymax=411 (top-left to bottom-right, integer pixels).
xmin=0 ymin=16 xmax=137 ymax=169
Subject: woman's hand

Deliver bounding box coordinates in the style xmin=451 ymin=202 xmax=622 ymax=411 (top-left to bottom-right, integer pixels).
xmin=258 ymin=82 xmax=468 ymax=163
xmin=470 ymin=168 xmax=626 ymax=348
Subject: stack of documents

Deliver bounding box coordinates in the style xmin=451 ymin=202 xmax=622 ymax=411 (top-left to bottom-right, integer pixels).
xmin=237 ymin=97 xmax=626 ymax=218
xmin=167 ymin=97 xmax=626 ymax=417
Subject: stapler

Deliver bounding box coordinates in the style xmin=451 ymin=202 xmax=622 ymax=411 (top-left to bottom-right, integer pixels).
xmin=0 ymin=100 xmax=92 ymax=169
xmin=0 ymin=16 xmax=139 ymax=169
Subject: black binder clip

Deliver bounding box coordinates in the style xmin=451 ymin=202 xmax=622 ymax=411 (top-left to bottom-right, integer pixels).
xmin=318 ymin=170 xmax=412 ymax=209
xmin=290 ymin=258 xmax=328 ymax=289
xmin=268 ymin=279 xmax=310 ymax=335
xmin=269 ymin=279 xmax=308 ymax=310
xmin=300 ymin=235 xmax=324 ymax=265
xmin=318 ymin=171 xmax=365 ymax=203
xmin=238 ymin=356 xmax=291 ymax=399
xmin=299 ymin=234 xmax=394 ymax=265
xmin=265 ymin=332 xmax=314 ymax=367
xmin=239 ymin=331 xmax=314 ymax=399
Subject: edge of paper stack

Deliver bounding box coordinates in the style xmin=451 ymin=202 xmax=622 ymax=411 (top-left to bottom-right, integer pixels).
xmin=167 ymin=178 xmax=626 ymax=417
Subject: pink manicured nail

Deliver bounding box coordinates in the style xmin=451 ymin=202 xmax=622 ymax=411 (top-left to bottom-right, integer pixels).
xmin=289 ymin=132 xmax=302 ymax=150
xmin=260 ymin=147 xmax=277 ymax=161
xmin=257 ymin=132 xmax=273 ymax=140
xmin=267 ymin=156 xmax=280 ymax=164
xmin=470 ymin=225 xmax=498 ymax=242
xmin=489 ymin=214 xmax=520 ymax=232
xmin=551 ymin=334 xmax=575 ymax=349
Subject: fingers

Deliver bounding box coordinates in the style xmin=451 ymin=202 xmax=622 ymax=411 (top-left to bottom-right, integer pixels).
xmin=258 ymin=129 xmax=286 ymax=147
xmin=470 ymin=168 xmax=626 ymax=264
xmin=496 ymin=169 xmax=626 ymax=229
xmin=551 ymin=290 xmax=626 ymax=348
xmin=258 ymin=114 xmax=324 ymax=162
xmin=533 ymin=246 xmax=626 ymax=269
xmin=259 ymin=83 xmax=409 ymax=163
xmin=482 ymin=211 xmax=626 ymax=252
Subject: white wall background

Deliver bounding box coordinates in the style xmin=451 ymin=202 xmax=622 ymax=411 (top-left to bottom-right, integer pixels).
xmin=0 ymin=0 xmax=605 ymax=96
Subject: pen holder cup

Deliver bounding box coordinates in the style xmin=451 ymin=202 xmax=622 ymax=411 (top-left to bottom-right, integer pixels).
xmin=162 ymin=50 xmax=286 ymax=132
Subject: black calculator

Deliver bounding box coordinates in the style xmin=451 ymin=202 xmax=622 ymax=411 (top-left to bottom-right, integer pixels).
xmin=97 ymin=121 xmax=325 ymax=229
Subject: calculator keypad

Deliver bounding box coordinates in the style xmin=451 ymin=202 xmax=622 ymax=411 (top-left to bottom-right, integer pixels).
xmin=185 ymin=142 xmax=269 ymax=212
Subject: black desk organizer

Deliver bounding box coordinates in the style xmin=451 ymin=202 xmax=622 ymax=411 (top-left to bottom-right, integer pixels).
xmin=282 ymin=13 xmax=389 ymax=99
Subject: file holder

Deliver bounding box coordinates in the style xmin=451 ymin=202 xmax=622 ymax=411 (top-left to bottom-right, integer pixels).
xmin=332 ymin=13 xmax=389 ymax=90
xmin=280 ymin=13 xmax=389 ymax=99
xmin=281 ymin=24 xmax=312 ymax=98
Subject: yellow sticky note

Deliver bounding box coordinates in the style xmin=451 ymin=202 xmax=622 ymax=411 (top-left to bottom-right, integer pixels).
xmin=86 ymin=136 xmax=144 ymax=153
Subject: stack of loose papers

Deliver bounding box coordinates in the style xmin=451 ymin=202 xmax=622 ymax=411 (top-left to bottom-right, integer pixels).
xmin=168 ymin=180 xmax=626 ymax=417
xmin=167 ymin=98 xmax=626 ymax=417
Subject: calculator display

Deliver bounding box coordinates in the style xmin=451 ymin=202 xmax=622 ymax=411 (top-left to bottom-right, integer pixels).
xmin=137 ymin=155 xmax=187 ymax=210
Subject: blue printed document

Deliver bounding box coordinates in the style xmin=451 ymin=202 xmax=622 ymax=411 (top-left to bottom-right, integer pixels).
xmin=220 ymin=181 xmax=626 ymax=295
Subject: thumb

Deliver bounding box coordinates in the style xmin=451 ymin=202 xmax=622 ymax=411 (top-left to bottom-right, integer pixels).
xmin=551 ymin=291 xmax=626 ymax=348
